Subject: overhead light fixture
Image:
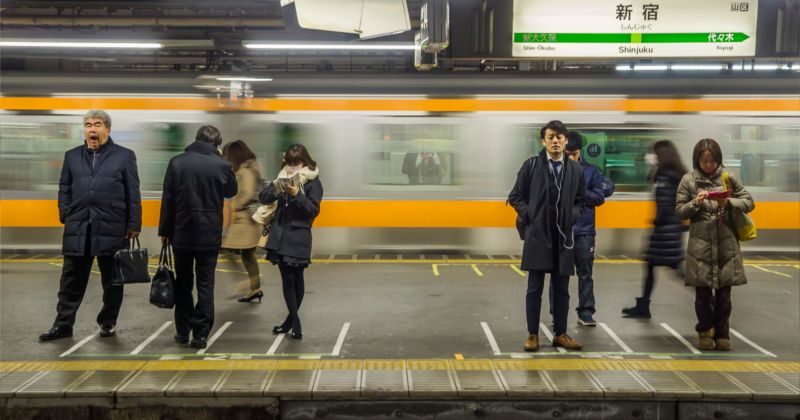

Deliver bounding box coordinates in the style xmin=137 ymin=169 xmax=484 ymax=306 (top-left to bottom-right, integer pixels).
xmin=243 ymin=42 xmax=416 ymax=51
xmin=632 ymin=64 xmax=669 ymax=71
xmin=670 ymin=64 xmax=726 ymax=71
xmin=215 ymin=77 xmax=273 ymax=82
xmin=0 ymin=41 xmax=162 ymax=49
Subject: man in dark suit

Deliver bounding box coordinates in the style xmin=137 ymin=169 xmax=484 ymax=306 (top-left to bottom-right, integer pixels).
xmin=40 ymin=110 xmax=141 ymax=341
xmin=159 ymin=125 xmax=237 ymax=349
xmin=508 ymin=120 xmax=585 ymax=352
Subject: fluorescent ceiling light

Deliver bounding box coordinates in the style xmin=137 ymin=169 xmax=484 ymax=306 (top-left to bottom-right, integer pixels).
xmin=670 ymin=64 xmax=726 ymax=71
xmin=243 ymin=42 xmax=416 ymax=51
xmin=615 ymin=64 xmax=633 ymax=71
xmin=633 ymin=64 xmax=669 ymax=71
xmin=0 ymin=41 xmax=162 ymax=49
xmin=215 ymin=77 xmax=273 ymax=82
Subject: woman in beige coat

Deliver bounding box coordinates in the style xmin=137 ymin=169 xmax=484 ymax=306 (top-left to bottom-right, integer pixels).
xmin=222 ymin=140 xmax=264 ymax=302
xmin=676 ymin=138 xmax=754 ymax=351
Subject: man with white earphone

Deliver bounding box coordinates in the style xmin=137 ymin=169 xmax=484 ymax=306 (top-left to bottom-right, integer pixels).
xmin=508 ymin=120 xmax=586 ymax=352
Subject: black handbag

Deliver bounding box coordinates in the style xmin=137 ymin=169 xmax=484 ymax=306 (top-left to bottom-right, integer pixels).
xmin=111 ymin=238 xmax=151 ymax=285
xmin=150 ymin=244 xmax=175 ymax=309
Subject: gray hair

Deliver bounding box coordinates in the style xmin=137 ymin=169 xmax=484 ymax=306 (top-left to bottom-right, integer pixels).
xmin=83 ymin=110 xmax=111 ymax=128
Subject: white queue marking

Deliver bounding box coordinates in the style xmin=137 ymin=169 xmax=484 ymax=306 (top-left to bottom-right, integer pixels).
xmin=130 ymin=321 xmax=172 ymax=355
xmin=480 ymin=322 xmax=502 ymax=356
xmin=598 ymin=322 xmax=634 ymax=353
xmin=196 ymin=321 xmax=232 ymax=355
xmin=331 ymin=323 xmax=351 ymax=356
xmin=730 ymin=328 xmax=778 ymax=358
xmin=660 ymin=323 xmax=701 ymax=355
xmin=59 ymin=331 xmax=98 ymax=358
xmin=266 ymin=333 xmax=285 ymax=356
xmin=539 ymin=323 xmax=567 ymax=353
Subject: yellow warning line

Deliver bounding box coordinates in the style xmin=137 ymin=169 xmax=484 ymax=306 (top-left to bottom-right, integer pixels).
xmin=432 ymin=264 xmax=440 ymax=277
xmin=747 ymin=264 xmax=792 ymax=278
xmin=509 ymin=264 xmax=526 ymax=277
xmin=471 ymin=264 xmax=484 ymax=277
xmin=2 ymin=359 xmax=798 ymax=373
xmin=3 ymin=258 xmax=798 ymax=266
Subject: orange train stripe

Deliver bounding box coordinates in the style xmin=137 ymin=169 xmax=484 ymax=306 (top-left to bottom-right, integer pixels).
xmin=0 ymin=97 xmax=798 ymax=113
xmin=0 ymin=200 xmax=797 ymax=229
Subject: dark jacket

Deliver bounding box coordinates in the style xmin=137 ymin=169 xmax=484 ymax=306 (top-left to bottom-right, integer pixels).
xmin=259 ymin=171 xmax=323 ymax=260
xmin=644 ymin=170 xmax=686 ymax=267
xmin=158 ymin=141 xmax=237 ymax=251
xmin=508 ymin=149 xmax=585 ymax=275
xmin=573 ymin=157 xmax=615 ymax=236
xmin=58 ymin=138 xmax=141 ymax=256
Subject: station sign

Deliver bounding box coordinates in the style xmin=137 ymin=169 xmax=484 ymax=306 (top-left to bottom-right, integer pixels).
xmin=512 ymin=0 xmax=757 ymax=58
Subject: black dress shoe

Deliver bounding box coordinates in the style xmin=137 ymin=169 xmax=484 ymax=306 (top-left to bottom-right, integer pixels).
xmin=290 ymin=331 xmax=303 ymax=340
xmin=174 ymin=334 xmax=189 ymax=344
xmin=99 ymin=323 xmax=116 ymax=337
xmin=39 ymin=326 xmax=73 ymax=341
xmin=272 ymin=325 xmax=290 ymax=334
xmin=190 ymin=337 xmax=207 ymax=349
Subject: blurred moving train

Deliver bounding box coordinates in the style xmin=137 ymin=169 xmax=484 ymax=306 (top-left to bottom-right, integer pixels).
xmin=1 ymin=75 xmax=798 ymax=255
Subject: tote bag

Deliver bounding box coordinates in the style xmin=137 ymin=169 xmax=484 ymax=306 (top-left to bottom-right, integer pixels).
xmin=149 ymin=244 xmax=175 ymax=309
xmin=112 ymin=238 xmax=151 ymax=285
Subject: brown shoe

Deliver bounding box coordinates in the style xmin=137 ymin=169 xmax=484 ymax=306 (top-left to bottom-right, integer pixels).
xmin=698 ymin=328 xmax=715 ymax=350
xmin=523 ymin=334 xmax=539 ymax=352
xmin=715 ymin=338 xmax=731 ymax=351
xmin=553 ymin=334 xmax=583 ymax=350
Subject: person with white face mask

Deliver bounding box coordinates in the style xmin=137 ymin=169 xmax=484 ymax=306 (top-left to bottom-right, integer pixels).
xmin=258 ymin=144 xmax=323 ymax=340
xmin=622 ymin=140 xmax=688 ymax=319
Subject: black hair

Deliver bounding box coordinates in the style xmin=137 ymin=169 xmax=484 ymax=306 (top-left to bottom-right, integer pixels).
xmin=692 ymin=138 xmax=724 ymax=172
xmin=540 ymin=120 xmax=568 ymax=139
xmin=195 ymin=125 xmax=222 ymax=147
xmin=223 ymin=139 xmax=257 ymax=172
xmin=565 ymin=130 xmax=584 ymax=152
xmin=282 ymin=144 xmax=317 ymax=170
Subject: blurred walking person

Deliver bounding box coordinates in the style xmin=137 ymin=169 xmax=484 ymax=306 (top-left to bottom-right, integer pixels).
xmin=508 ymin=120 xmax=585 ymax=352
xmin=159 ymin=126 xmax=237 ymax=349
xmin=40 ymin=110 xmax=141 ymax=341
xmin=221 ymin=140 xmax=264 ymax=303
xmin=260 ymin=144 xmax=323 ymax=340
xmin=623 ymin=140 xmax=687 ymax=318
xmin=676 ymin=139 xmax=754 ymax=350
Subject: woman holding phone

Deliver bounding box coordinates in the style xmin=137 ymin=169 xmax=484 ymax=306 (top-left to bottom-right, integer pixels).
xmin=675 ymin=139 xmax=754 ymax=351
xmin=258 ymin=144 xmax=322 ymax=339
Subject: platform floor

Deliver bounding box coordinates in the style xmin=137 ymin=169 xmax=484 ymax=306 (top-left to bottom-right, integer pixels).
xmin=1 ymin=254 xmax=799 ymax=411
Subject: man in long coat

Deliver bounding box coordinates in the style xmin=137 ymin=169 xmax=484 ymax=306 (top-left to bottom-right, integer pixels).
xmin=40 ymin=110 xmax=141 ymax=341
xmin=508 ymin=120 xmax=585 ymax=352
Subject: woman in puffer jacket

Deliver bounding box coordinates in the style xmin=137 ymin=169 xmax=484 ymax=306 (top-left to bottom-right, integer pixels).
xmin=258 ymin=144 xmax=323 ymax=340
xmin=675 ymin=138 xmax=754 ymax=351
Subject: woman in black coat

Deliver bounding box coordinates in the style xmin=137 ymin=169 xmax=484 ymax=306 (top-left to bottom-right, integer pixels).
xmin=623 ymin=140 xmax=687 ymax=318
xmin=259 ymin=144 xmax=323 ymax=339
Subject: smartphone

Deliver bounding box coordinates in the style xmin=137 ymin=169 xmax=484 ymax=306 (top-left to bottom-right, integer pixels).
xmin=707 ymin=190 xmax=730 ymax=200
xmin=278 ymin=177 xmax=294 ymax=190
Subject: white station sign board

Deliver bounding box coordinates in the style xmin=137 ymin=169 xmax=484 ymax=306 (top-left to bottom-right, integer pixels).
xmin=512 ymin=0 xmax=758 ymax=58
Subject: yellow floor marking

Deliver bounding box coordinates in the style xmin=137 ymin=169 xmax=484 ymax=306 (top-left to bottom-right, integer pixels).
xmin=509 ymin=264 xmax=526 ymax=277
xmin=748 ymin=264 xmax=792 ymax=278
xmin=49 ymin=262 xmax=101 ymax=276
xmin=471 ymin=264 xmax=484 ymax=277
xmin=454 ymin=354 xmax=464 ymax=360
xmin=432 ymin=264 xmax=440 ymax=277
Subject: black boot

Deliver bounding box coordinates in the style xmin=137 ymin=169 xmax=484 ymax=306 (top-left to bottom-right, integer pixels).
xmin=622 ymin=298 xmax=651 ymax=319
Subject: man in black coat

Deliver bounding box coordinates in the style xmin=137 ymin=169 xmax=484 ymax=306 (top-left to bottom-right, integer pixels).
xmin=508 ymin=120 xmax=585 ymax=352
xmin=159 ymin=125 xmax=237 ymax=349
xmin=40 ymin=110 xmax=142 ymax=341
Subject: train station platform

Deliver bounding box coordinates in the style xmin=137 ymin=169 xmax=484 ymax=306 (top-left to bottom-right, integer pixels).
xmin=1 ymin=253 xmax=799 ymax=419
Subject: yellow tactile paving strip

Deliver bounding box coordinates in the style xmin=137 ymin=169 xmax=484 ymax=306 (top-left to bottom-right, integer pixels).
xmin=2 ymin=359 xmax=798 ymax=373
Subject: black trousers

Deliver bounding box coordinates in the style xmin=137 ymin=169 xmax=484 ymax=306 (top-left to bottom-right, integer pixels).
xmin=54 ymin=231 xmax=123 ymax=328
xmin=278 ymin=264 xmax=306 ymax=334
xmin=173 ymin=248 xmax=219 ymax=338
xmin=527 ymin=270 xmax=570 ymax=335
xmin=695 ymin=286 xmax=732 ymax=339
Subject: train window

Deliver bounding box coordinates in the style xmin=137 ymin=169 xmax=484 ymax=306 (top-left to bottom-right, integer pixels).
xmin=367 ymin=124 xmax=458 ymax=187
xmin=718 ymin=123 xmax=800 ymax=192
xmin=0 ymin=121 xmax=77 ymax=192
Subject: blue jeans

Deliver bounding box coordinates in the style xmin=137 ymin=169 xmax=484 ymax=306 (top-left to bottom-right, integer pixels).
xmin=528 ymin=271 xmax=570 ymax=335
xmin=548 ymin=235 xmax=595 ymax=318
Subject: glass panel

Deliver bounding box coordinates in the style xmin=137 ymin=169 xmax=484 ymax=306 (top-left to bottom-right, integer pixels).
xmin=367 ymin=124 xmax=458 ymax=186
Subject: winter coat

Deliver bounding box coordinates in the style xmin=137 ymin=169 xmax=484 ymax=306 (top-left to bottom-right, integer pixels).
xmin=259 ymin=166 xmax=323 ymax=261
xmin=644 ymin=170 xmax=685 ymax=267
xmin=222 ymin=159 xmax=263 ymax=250
xmin=573 ymin=157 xmax=614 ymax=236
xmin=676 ymin=167 xmax=754 ymax=288
xmin=58 ymin=138 xmax=142 ymax=256
xmin=158 ymin=141 xmax=238 ymax=251
xmin=508 ymin=149 xmax=585 ymax=275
